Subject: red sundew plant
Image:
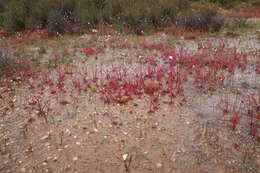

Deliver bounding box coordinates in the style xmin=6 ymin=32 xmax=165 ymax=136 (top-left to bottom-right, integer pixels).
xmin=218 ymin=95 xmax=230 ymax=115
xmin=164 ymin=27 xmax=185 ymax=36
xmin=192 ymin=67 xmax=225 ymax=92
xmin=155 ymin=66 xmax=165 ymax=82
xmin=112 ymin=40 xmax=133 ymax=49
xmin=226 ymin=11 xmax=260 ymax=18
xmin=91 ymin=67 xmax=99 ymax=85
xmin=82 ymin=45 xmax=106 ymax=57
xmin=56 ymin=70 xmax=66 ymax=92
xmin=140 ymin=42 xmax=165 ymax=51
xmin=197 ymin=40 xmax=214 ymax=50
xmin=217 ymin=94 xmax=259 ymax=140
xmin=82 ymin=45 xmax=97 ymax=56
xmin=105 ymin=26 xmax=118 ymax=36
xmin=50 ymin=89 xmax=57 ymax=95
xmin=80 ymin=72 xmax=90 ymax=91
xmin=161 ymin=48 xmax=177 ymax=66
xmin=230 ymin=106 xmax=241 ymax=131
xmin=6 ymin=94 xmax=15 ymax=108
xmin=72 ymin=75 xmax=82 ymax=93
xmin=255 ymin=60 xmax=260 ymax=74
xmin=244 ymin=93 xmax=260 ymax=138
xmin=145 ymin=65 xmax=157 ymax=79
xmin=144 ymin=54 xmax=158 ymax=66
xmin=62 ymin=46 xmax=70 ymax=57
xmin=2 ymin=80 xmax=15 ymax=93
xmin=41 ymin=70 xmax=54 ymax=87
xmin=147 ymin=92 xmax=160 ymax=113
xmin=25 ymin=96 xmax=52 ymax=123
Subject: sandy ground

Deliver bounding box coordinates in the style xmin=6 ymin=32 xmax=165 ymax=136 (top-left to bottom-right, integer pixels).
xmin=0 ymin=30 xmax=259 ymax=173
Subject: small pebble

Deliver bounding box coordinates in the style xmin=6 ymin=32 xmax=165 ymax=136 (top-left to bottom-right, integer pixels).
xmin=156 ymin=163 xmax=163 ymax=168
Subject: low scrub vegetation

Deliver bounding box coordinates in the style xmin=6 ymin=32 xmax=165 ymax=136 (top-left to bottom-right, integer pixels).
xmin=0 ymin=0 xmax=226 ymax=34
xmin=0 ymin=48 xmax=15 ymax=75
xmin=179 ymin=8 xmax=224 ymax=31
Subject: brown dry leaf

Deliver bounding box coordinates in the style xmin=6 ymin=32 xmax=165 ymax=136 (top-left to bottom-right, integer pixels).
xmin=0 ymin=98 xmax=4 ymax=104
xmin=116 ymin=96 xmax=131 ymax=104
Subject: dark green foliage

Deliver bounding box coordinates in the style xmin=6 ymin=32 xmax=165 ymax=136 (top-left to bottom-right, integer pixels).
xmin=0 ymin=0 xmax=225 ymax=33
xmin=47 ymin=9 xmax=67 ymax=34
xmin=2 ymin=0 xmax=27 ymax=31
xmin=180 ymin=8 xmax=224 ymax=31
xmin=0 ymin=48 xmax=15 ymax=75
xmin=208 ymin=0 xmax=230 ymax=3
xmin=208 ymin=0 xmax=249 ymax=4
xmin=0 ymin=13 xmax=4 ymax=26
xmin=0 ymin=0 xmax=8 ymax=13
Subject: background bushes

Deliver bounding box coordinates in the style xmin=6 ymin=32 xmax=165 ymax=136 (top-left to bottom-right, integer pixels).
xmin=0 ymin=47 xmax=16 ymax=75
xmin=179 ymin=8 xmax=224 ymax=31
xmin=0 ymin=0 xmax=226 ymax=34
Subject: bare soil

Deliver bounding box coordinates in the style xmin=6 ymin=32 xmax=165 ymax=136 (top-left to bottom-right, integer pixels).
xmin=0 ymin=30 xmax=259 ymax=173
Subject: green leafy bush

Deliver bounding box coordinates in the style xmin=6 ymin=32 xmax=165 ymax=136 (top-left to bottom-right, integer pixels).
xmin=3 ymin=0 xmax=27 ymax=31
xmin=0 ymin=0 xmax=225 ymax=33
xmin=208 ymin=0 xmax=249 ymax=4
xmin=74 ymin=5 xmax=99 ymax=28
xmin=179 ymin=8 xmax=224 ymax=32
xmin=0 ymin=13 xmax=4 ymax=26
xmin=0 ymin=48 xmax=15 ymax=75
xmin=47 ymin=9 xmax=67 ymax=34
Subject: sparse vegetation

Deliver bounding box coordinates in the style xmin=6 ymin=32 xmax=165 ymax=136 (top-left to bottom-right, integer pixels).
xmin=0 ymin=1 xmax=259 ymax=173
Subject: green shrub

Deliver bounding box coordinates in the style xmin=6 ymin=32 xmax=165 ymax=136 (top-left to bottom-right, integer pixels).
xmin=0 ymin=13 xmax=4 ymax=26
xmin=47 ymin=9 xmax=68 ymax=34
xmin=3 ymin=0 xmax=27 ymax=31
xmin=230 ymin=18 xmax=251 ymax=30
xmin=208 ymin=0 xmax=230 ymax=4
xmin=208 ymin=0 xmax=249 ymax=4
xmin=74 ymin=5 xmax=99 ymax=28
xmin=0 ymin=48 xmax=16 ymax=75
xmin=0 ymin=0 xmax=8 ymax=13
xmin=179 ymin=8 xmax=224 ymax=32
xmin=0 ymin=0 xmax=225 ymax=33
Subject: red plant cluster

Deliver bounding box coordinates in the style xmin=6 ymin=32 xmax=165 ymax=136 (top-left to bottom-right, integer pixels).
xmin=57 ymin=70 xmax=66 ymax=93
xmin=0 ymin=38 xmax=257 ymax=140
xmin=218 ymin=93 xmax=259 ymax=140
xmin=245 ymin=93 xmax=260 ymax=139
xmin=164 ymin=27 xmax=186 ymax=36
xmin=256 ymin=60 xmax=260 ymax=74
xmin=226 ymin=11 xmax=260 ymax=18
xmin=82 ymin=45 xmax=106 ymax=56
xmin=164 ymin=26 xmax=200 ymax=37
xmin=140 ymin=42 xmax=166 ymax=51
xmin=24 ymin=96 xmax=52 ymax=123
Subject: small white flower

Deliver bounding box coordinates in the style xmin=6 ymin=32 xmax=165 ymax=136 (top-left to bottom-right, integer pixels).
xmin=169 ymin=56 xmax=173 ymax=60
xmin=122 ymin=154 xmax=128 ymax=160
xmin=92 ymin=29 xmax=98 ymax=33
